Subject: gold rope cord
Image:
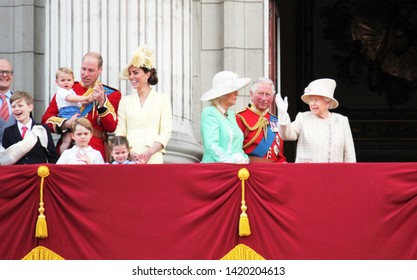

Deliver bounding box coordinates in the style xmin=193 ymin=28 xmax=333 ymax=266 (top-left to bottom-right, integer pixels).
xmin=237 ymin=114 xmax=269 ymax=149
xmin=238 ymin=168 xmax=251 ymax=237
xmin=35 ymin=166 xmax=50 ymax=238
xmin=79 ymin=80 xmax=100 ymax=117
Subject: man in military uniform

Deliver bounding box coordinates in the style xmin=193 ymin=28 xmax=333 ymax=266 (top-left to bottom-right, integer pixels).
xmin=42 ymin=52 xmax=121 ymax=161
xmin=236 ymin=77 xmax=286 ymax=163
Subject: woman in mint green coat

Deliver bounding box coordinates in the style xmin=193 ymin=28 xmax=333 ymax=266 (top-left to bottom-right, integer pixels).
xmin=200 ymin=71 xmax=250 ymax=163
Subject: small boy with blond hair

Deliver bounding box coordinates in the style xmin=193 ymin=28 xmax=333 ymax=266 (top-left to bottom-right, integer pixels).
xmin=55 ymin=67 xmax=93 ymax=154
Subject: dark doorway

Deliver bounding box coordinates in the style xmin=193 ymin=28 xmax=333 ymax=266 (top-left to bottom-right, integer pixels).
xmin=274 ymin=0 xmax=417 ymax=162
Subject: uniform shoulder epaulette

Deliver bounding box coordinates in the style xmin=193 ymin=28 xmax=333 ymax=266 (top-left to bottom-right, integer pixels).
xmin=102 ymin=84 xmax=120 ymax=92
xmin=236 ymin=107 xmax=249 ymax=115
xmin=73 ymin=81 xmax=119 ymax=93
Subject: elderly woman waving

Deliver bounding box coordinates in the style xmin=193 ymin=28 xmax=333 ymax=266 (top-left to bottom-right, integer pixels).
xmin=200 ymin=71 xmax=251 ymax=163
xmin=275 ymin=78 xmax=356 ymax=163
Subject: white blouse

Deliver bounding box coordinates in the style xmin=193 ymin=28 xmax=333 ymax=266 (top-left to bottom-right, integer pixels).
xmin=57 ymin=145 xmax=104 ymax=164
xmin=278 ymin=111 xmax=356 ymax=163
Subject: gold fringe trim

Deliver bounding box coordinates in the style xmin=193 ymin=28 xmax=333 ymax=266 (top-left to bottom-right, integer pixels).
xmin=22 ymin=246 xmax=64 ymax=260
xmin=45 ymin=116 xmax=66 ymax=132
xmin=238 ymin=168 xmax=251 ymax=237
xmin=36 ymin=166 xmax=50 ymax=238
xmin=221 ymin=244 xmax=265 ymax=260
xmin=79 ymin=81 xmax=97 ymax=115
xmin=237 ymin=113 xmax=269 ymax=149
xmin=97 ymin=97 xmax=117 ymax=120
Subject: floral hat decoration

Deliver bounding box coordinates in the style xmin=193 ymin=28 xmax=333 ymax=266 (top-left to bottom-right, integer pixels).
xmin=120 ymin=45 xmax=155 ymax=79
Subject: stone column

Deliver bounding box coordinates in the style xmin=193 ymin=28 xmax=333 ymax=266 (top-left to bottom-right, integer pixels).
xmin=0 ymin=0 xmax=46 ymax=120
xmin=194 ymin=0 xmax=266 ymax=143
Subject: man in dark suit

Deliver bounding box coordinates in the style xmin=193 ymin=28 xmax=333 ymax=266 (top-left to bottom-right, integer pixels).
xmin=0 ymin=58 xmax=16 ymax=146
xmin=2 ymin=91 xmax=58 ymax=164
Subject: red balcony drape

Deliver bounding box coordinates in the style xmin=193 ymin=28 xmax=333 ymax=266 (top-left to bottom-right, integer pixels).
xmin=0 ymin=163 xmax=416 ymax=260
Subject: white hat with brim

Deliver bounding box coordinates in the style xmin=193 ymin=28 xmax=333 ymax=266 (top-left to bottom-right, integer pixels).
xmin=201 ymin=71 xmax=251 ymax=101
xmin=301 ymin=78 xmax=339 ymax=109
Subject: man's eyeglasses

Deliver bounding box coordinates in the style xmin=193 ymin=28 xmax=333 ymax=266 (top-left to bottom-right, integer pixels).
xmin=0 ymin=70 xmax=14 ymax=76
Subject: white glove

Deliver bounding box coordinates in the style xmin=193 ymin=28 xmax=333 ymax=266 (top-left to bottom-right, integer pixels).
xmin=31 ymin=125 xmax=49 ymax=148
xmin=0 ymin=126 xmax=50 ymax=165
xmin=275 ymin=93 xmax=289 ymax=124
xmin=0 ymin=133 xmax=38 ymax=165
xmin=275 ymin=93 xmax=288 ymax=115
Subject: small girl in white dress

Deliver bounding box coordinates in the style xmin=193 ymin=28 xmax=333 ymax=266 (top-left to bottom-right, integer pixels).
xmin=108 ymin=136 xmax=138 ymax=164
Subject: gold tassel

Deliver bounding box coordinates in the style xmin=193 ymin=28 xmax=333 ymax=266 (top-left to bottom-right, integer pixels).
xmin=238 ymin=168 xmax=251 ymax=237
xmin=36 ymin=166 xmax=50 ymax=238
xmin=36 ymin=203 xmax=48 ymax=238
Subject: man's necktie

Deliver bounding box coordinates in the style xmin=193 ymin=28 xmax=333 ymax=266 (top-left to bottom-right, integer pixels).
xmin=0 ymin=95 xmax=9 ymax=121
xmin=21 ymin=126 xmax=28 ymax=139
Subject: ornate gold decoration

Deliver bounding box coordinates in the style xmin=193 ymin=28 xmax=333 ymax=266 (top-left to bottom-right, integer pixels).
xmin=22 ymin=246 xmax=64 ymax=260
xmin=36 ymin=166 xmax=50 ymax=238
xmin=238 ymin=168 xmax=251 ymax=237
xmin=237 ymin=113 xmax=269 ymax=149
xmin=221 ymin=244 xmax=265 ymax=260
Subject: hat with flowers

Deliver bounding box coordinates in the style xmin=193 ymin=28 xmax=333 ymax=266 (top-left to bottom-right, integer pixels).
xmin=119 ymin=45 xmax=155 ymax=79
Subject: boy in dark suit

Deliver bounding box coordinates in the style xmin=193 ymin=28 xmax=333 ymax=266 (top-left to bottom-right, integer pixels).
xmin=2 ymin=91 xmax=58 ymax=164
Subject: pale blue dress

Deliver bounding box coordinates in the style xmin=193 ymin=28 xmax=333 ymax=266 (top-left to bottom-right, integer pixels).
xmin=200 ymin=106 xmax=248 ymax=163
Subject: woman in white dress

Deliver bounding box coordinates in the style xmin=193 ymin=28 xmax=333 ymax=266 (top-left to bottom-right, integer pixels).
xmin=275 ymin=78 xmax=356 ymax=163
xmin=116 ymin=45 xmax=172 ymax=164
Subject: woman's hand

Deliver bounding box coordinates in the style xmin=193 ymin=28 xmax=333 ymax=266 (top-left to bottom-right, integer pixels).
xmin=275 ymin=93 xmax=288 ymax=118
xmin=130 ymin=150 xmax=146 ymax=164
xmin=130 ymin=142 xmax=163 ymax=164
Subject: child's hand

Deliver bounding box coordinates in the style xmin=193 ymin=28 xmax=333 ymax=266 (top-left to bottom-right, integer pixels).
xmin=76 ymin=151 xmax=91 ymax=164
xmin=87 ymin=93 xmax=94 ymax=103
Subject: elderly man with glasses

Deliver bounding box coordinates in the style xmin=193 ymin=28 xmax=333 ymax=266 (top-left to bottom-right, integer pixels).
xmin=0 ymin=58 xmax=15 ymax=146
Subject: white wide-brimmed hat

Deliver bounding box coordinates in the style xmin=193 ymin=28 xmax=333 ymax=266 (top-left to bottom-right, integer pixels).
xmin=201 ymin=71 xmax=251 ymax=101
xmin=119 ymin=45 xmax=155 ymax=80
xmin=301 ymin=78 xmax=339 ymax=109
